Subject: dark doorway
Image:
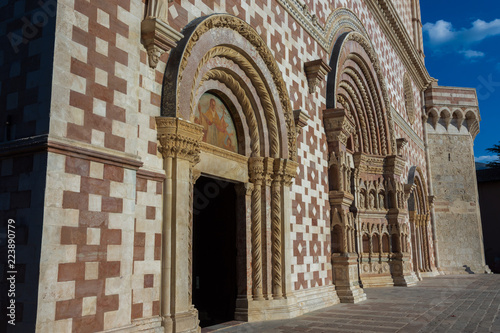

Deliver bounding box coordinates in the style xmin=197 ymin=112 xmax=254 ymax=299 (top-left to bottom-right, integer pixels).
xmin=192 ymin=176 xmax=237 ymax=328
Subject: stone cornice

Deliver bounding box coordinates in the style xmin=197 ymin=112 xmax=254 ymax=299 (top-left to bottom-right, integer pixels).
xmin=363 ymin=0 xmax=433 ymax=90
xmin=0 ymin=135 xmax=144 ymax=170
xmin=275 ymin=0 xmax=434 ymax=90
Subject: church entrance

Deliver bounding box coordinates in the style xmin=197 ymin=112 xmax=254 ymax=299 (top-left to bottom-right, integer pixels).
xmin=192 ymin=176 xmax=238 ymax=328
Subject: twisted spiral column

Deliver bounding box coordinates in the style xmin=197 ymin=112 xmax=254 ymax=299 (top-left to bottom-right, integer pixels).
xmin=249 ymin=157 xmax=264 ymax=300
xmin=271 ymin=159 xmax=285 ymax=299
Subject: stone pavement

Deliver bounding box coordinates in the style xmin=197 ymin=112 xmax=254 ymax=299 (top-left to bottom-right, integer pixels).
xmin=204 ymin=275 xmax=500 ymax=333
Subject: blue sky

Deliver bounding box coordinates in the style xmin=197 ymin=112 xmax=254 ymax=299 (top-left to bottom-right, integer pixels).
xmin=420 ymin=0 xmax=500 ymax=163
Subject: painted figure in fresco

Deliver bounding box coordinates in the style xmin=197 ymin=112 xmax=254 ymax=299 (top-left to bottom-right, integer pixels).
xmin=195 ymin=95 xmax=237 ymax=153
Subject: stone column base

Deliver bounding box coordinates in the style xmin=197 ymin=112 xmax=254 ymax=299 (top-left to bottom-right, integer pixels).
xmin=390 ymin=254 xmax=418 ymax=287
xmin=419 ymin=270 xmax=440 ymax=278
xmin=165 ymin=308 xmax=200 ymax=333
xmin=335 ymin=284 xmax=367 ymax=303
xmin=332 ymin=254 xmax=366 ymax=303
xmin=235 ymin=285 xmax=339 ymax=322
xmin=392 ymin=274 xmax=418 ymax=287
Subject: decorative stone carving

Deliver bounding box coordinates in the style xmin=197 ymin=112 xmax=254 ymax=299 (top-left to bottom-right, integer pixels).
xmin=248 ymin=157 xmax=265 ymax=300
xmin=304 ymin=59 xmax=332 ymax=94
xmin=271 ymin=158 xmax=285 ymax=299
xmin=368 ymin=192 xmax=375 ymax=209
xmin=156 ymin=117 xmax=204 ymax=164
xmin=359 ymin=191 xmax=366 ymax=209
xmin=293 ymin=109 xmax=310 ymax=136
xmin=379 ymin=192 xmax=385 ymax=210
xmin=166 ymin=14 xmax=297 ymax=160
xmin=323 ymin=108 xmax=355 ymax=146
xmin=141 ymin=18 xmax=184 ymax=68
xmin=396 ymin=138 xmax=408 ymax=157
xmin=283 ymin=160 xmax=299 ymax=186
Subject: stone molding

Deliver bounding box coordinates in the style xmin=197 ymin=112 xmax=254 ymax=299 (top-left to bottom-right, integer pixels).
xmin=136 ymin=168 xmax=166 ymax=181
xmin=141 ymin=17 xmax=183 ymax=68
xmin=363 ymin=0 xmax=434 ymax=90
xmin=156 ymin=117 xmax=204 ymax=164
xmin=304 ymin=59 xmax=332 ymax=94
xmin=0 ymin=134 xmax=144 ymax=170
xmin=200 ymin=142 xmax=249 ymax=165
xmin=274 ymin=2 xmax=432 ymax=89
xmin=425 ymin=105 xmax=480 ymax=139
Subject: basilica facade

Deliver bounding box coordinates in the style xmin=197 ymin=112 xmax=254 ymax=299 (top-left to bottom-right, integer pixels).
xmin=0 ymin=0 xmax=489 ymax=332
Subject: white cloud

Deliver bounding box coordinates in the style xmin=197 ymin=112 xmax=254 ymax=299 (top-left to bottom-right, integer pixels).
xmin=475 ymin=155 xmax=499 ymax=163
xmin=459 ymin=50 xmax=485 ymax=58
xmin=423 ymin=18 xmax=500 ymax=59
xmin=423 ymin=20 xmax=455 ymax=45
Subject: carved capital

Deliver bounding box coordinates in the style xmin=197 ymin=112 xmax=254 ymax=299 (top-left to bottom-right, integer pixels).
xmin=293 ymin=109 xmax=310 ymax=136
xmin=304 ymin=59 xmax=332 ymax=94
xmin=263 ymin=157 xmax=274 ymax=186
xmin=323 ymin=108 xmax=355 ymax=146
xmin=283 ymin=160 xmax=298 ymax=186
xmin=141 ymin=18 xmax=183 ymax=68
xmin=248 ymin=157 xmax=265 ymax=184
xmin=156 ymin=117 xmax=203 ymax=164
xmin=384 ymin=155 xmax=406 ymax=177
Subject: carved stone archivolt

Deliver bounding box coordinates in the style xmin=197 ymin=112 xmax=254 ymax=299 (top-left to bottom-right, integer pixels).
xmin=162 ymin=14 xmax=298 ymax=160
xmin=327 ymin=31 xmax=397 ymax=155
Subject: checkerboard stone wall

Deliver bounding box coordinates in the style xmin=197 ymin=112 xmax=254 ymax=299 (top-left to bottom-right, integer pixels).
xmin=37 ymin=153 xmax=136 ymax=332
xmin=0 ymin=0 xmax=434 ymax=330
xmin=132 ymin=175 xmax=162 ymax=320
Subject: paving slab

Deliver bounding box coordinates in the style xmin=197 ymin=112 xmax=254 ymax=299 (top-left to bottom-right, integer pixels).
xmin=205 ymin=275 xmax=500 ymax=333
